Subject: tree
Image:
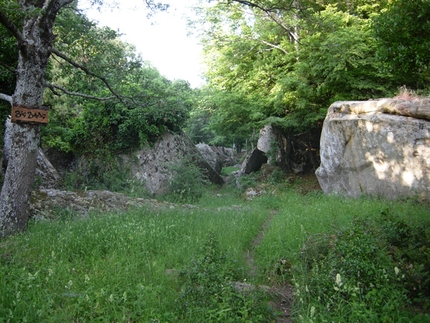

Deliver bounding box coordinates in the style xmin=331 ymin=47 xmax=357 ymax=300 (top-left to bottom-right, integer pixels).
xmin=373 ymin=0 xmax=430 ymax=88
xmin=0 ymin=0 xmax=167 ymax=237
xmin=191 ymin=0 xmax=393 ymax=136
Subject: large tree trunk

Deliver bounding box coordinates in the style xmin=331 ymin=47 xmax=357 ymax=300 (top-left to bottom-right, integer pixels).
xmin=0 ymin=124 xmax=40 ymax=236
xmin=0 ymin=1 xmax=65 ymax=237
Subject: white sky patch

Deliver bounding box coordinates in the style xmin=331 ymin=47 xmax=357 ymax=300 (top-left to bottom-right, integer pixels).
xmin=78 ymin=0 xmax=205 ymax=88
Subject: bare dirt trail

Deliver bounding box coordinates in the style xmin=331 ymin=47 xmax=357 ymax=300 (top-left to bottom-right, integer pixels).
xmin=244 ymin=210 xmax=293 ymax=323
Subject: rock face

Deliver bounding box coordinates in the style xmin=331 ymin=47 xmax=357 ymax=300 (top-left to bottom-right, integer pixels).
xmin=210 ymin=146 xmax=236 ymax=167
xmin=316 ymin=99 xmax=430 ymax=200
xmin=196 ymin=143 xmax=222 ymax=173
xmin=30 ymin=189 xmax=193 ymax=219
xmin=241 ymin=148 xmax=268 ymax=174
xmin=257 ymin=125 xmax=274 ymax=153
xmin=121 ymin=131 xmax=223 ymax=195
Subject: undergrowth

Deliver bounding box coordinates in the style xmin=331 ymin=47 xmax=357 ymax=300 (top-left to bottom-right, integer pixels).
xmin=1 ymin=171 xmax=429 ymax=322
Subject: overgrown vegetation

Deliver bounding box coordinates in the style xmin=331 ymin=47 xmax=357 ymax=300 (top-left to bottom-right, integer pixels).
xmin=1 ymin=173 xmax=429 ymax=322
xmin=162 ymin=156 xmax=210 ymax=203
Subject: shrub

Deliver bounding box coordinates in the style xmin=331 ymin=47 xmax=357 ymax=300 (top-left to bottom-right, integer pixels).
xmin=296 ymin=210 xmax=430 ymax=322
xmin=165 ymin=157 xmax=209 ymax=203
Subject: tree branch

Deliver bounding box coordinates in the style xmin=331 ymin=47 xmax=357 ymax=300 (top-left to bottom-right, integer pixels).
xmin=45 ymin=83 xmax=116 ymax=101
xmin=0 ymin=93 xmax=13 ymax=105
xmin=258 ymin=38 xmax=289 ymax=55
xmin=40 ymin=0 xmax=75 ymax=23
xmin=232 ymin=0 xmax=300 ymax=43
xmin=51 ymin=47 xmax=127 ymax=105
xmin=0 ymin=9 xmax=23 ymax=43
xmin=0 ymin=60 xmax=16 ymax=74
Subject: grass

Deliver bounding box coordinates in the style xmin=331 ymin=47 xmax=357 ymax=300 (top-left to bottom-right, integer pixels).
xmin=1 ymin=172 xmax=430 ymax=322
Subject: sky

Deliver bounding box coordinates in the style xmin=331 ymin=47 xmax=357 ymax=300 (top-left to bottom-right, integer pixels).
xmin=79 ymin=0 xmax=206 ymax=88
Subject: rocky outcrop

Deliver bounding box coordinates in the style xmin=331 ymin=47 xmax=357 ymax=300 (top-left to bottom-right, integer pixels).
xmin=316 ymin=99 xmax=430 ymax=200
xmin=241 ymin=148 xmax=268 ymax=174
xmin=29 ymin=189 xmax=196 ymax=219
xmin=121 ymin=132 xmax=223 ymax=195
xmin=196 ymin=143 xmax=222 ymax=173
xmin=257 ymin=125 xmax=277 ymax=164
xmin=210 ymin=146 xmax=236 ymax=167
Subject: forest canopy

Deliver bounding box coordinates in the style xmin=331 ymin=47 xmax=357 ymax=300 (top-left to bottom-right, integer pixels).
xmin=185 ymin=0 xmax=430 ymax=148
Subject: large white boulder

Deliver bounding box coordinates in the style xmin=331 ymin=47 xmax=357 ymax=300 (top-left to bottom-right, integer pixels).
xmin=196 ymin=143 xmax=222 ymax=173
xmin=316 ymin=99 xmax=430 ymax=200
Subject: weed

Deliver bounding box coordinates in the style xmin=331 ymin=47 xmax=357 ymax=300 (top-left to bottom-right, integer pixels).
xmin=176 ymin=233 xmax=273 ymax=322
xmin=164 ymin=157 xmax=209 ymax=203
xmin=1 ymin=181 xmax=430 ymax=322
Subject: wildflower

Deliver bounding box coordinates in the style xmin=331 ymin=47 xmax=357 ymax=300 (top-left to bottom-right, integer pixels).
xmin=310 ymin=306 xmax=316 ymax=318
xmin=334 ymin=273 xmax=342 ymax=291
xmin=335 ymin=273 xmax=342 ymax=287
xmin=65 ymin=280 xmax=73 ymax=289
xmin=394 ymin=267 xmax=400 ymax=276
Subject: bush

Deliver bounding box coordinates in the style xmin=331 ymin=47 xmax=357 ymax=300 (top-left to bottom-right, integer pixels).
xmin=63 ymin=156 xmax=146 ymax=197
xmin=165 ymin=157 xmax=209 ymax=203
xmin=296 ymin=210 xmax=430 ymax=322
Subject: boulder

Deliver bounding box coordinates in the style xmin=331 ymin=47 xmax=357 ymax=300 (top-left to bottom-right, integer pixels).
xmin=121 ymin=131 xmax=223 ymax=195
xmin=316 ymin=99 xmax=430 ymax=201
xmin=210 ymin=146 xmax=236 ymax=167
xmin=257 ymin=125 xmax=274 ymax=153
xmin=240 ymin=148 xmax=268 ymax=175
xmin=196 ymin=143 xmax=222 ymax=173
xmin=257 ymin=125 xmax=278 ymax=164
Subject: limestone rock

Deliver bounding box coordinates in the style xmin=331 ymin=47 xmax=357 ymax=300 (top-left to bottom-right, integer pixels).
xmin=196 ymin=143 xmax=222 ymax=173
xmin=29 ymin=189 xmax=197 ymax=219
xmin=121 ymin=131 xmax=223 ymax=195
xmin=257 ymin=125 xmax=274 ymax=153
xmin=316 ymin=99 xmax=430 ymax=200
xmin=257 ymin=125 xmax=279 ymax=165
xmin=240 ymin=148 xmax=268 ymax=175
xmin=210 ymin=146 xmax=236 ymax=167
xmin=36 ymin=148 xmax=61 ymax=189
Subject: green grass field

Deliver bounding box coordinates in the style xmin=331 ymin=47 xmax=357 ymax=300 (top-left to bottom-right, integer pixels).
xmin=1 ymin=175 xmax=430 ymax=322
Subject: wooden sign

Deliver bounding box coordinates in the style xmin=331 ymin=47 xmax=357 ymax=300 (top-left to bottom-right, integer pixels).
xmin=11 ymin=106 xmax=49 ymax=124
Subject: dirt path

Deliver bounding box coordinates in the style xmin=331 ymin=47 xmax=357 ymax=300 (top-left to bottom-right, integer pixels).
xmin=244 ymin=210 xmax=293 ymax=323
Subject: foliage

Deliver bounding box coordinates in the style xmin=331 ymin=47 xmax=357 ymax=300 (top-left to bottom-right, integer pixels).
xmin=373 ymin=0 xmax=430 ymax=88
xmin=164 ymin=156 xmax=210 ymax=203
xmin=42 ymin=7 xmax=195 ymax=155
xmin=177 ymin=233 xmax=272 ymax=322
xmin=63 ymin=155 xmax=140 ymax=194
xmin=186 ymin=0 xmax=402 ymax=144
xmin=2 ymin=180 xmax=430 ymax=321
xmin=0 ymin=191 xmax=269 ymax=322
xmin=62 ymin=156 xmax=147 ymax=199
xmin=290 ymin=207 xmax=430 ymax=322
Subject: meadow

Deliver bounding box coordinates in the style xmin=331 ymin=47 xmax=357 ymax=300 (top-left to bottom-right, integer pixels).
xmin=1 ymin=173 xmax=430 ymax=322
